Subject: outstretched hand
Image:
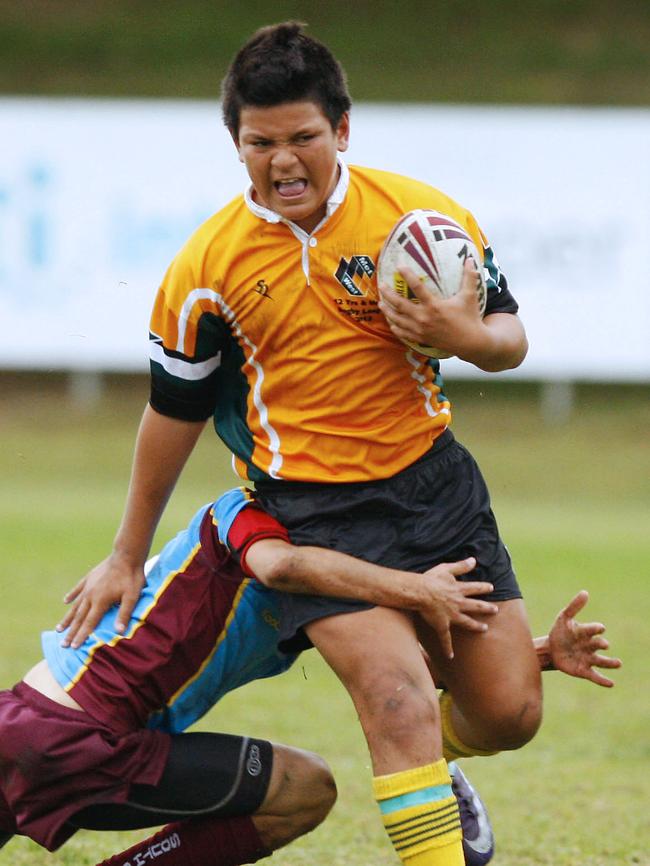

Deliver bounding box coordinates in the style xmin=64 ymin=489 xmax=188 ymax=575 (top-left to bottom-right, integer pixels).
xmin=56 ymin=553 xmax=146 ymax=649
xmin=547 ymin=590 xmax=622 ymax=687
xmin=418 ymin=557 xmax=498 ymax=660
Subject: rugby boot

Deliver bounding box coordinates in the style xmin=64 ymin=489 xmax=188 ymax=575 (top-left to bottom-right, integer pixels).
xmin=449 ymin=762 xmax=494 ymax=866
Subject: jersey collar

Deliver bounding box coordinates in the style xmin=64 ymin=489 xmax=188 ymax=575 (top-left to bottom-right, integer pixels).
xmin=244 ymin=158 xmax=350 ymax=233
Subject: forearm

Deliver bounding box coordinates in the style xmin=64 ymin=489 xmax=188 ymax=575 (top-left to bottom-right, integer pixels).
xmin=113 ymin=405 xmax=206 ymax=564
xmin=457 ymin=313 xmax=528 ymax=372
xmin=533 ymin=635 xmax=555 ymax=671
xmin=246 ymin=540 xmax=429 ymax=609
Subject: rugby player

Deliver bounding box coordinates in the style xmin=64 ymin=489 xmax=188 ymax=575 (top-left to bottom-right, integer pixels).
xmin=58 ymin=21 xmax=613 ymax=866
xmin=2 ymin=492 xmax=619 ymax=864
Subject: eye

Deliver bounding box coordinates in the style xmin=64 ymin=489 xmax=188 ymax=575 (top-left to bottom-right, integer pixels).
xmin=251 ymin=139 xmax=272 ymax=149
xmin=295 ymin=133 xmax=316 ymax=145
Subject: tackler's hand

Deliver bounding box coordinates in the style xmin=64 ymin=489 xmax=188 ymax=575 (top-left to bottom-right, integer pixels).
xmin=418 ymin=557 xmax=498 ymax=660
xmin=546 ymin=590 xmax=622 ymax=687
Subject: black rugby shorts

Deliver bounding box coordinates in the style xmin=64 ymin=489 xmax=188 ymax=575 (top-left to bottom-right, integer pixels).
xmin=255 ymin=429 xmax=521 ymax=652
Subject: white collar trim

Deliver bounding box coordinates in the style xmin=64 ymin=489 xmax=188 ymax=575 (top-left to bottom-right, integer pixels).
xmin=244 ymin=158 xmax=350 ymax=232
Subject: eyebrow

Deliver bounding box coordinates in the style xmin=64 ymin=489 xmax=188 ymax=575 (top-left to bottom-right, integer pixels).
xmin=241 ymin=125 xmax=320 ymax=143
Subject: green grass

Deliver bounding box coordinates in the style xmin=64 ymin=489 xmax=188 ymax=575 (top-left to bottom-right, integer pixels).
xmin=1 ymin=374 xmax=649 ymax=865
xmin=1 ymin=0 xmax=650 ymax=105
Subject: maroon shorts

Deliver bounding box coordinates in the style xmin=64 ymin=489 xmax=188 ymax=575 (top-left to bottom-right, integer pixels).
xmin=0 ymin=682 xmax=170 ymax=851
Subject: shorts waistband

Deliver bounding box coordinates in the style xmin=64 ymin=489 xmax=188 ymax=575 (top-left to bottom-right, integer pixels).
xmin=255 ymin=428 xmax=455 ymax=494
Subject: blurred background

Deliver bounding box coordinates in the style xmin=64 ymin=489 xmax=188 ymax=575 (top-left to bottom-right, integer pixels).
xmin=2 ymin=0 xmax=650 ymax=391
xmin=1 ymin=2 xmax=649 ymax=865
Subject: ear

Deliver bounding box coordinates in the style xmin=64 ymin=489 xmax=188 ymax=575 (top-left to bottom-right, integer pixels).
xmin=336 ymin=112 xmax=350 ymax=153
xmin=229 ymin=128 xmax=244 ymax=163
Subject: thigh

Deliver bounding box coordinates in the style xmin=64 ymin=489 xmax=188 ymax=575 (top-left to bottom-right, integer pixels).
xmin=70 ymin=732 xmax=274 ymax=831
xmin=306 ymin=606 xmax=433 ymax=696
xmin=418 ymin=599 xmax=541 ymax=725
xmin=306 ymin=607 xmax=441 ymax=772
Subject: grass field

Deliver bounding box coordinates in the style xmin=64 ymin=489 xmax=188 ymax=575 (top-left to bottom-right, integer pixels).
xmin=1 ymin=374 xmax=649 ymax=865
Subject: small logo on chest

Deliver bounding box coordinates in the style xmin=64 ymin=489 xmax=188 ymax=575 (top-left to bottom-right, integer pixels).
xmin=252 ymin=279 xmax=273 ymax=300
xmin=334 ymin=255 xmax=376 ymax=296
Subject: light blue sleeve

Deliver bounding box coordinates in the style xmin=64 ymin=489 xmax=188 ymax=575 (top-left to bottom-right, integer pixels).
xmin=212 ymin=486 xmax=255 ymax=547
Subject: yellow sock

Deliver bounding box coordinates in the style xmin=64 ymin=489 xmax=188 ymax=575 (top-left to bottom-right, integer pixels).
xmin=373 ymin=759 xmax=463 ymax=866
xmin=440 ymin=691 xmax=499 ymax=762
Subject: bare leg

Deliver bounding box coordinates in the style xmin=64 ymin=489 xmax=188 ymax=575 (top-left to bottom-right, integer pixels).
xmin=418 ymin=599 xmax=542 ymax=752
xmin=253 ymin=744 xmax=337 ymax=850
xmin=306 ymin=607 xmax=464 ymax=865
xmin=306 ymin=606 xmax=441 ymax=773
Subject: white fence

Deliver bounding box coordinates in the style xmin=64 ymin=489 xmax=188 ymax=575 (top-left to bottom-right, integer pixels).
xmin=2 ymin=98 xmax=649 ymax=380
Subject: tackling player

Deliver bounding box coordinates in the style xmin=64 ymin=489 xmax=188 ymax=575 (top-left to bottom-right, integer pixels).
xmin=2 ymin=493 xmax=620 ymax=864
xmin=58 ymin=21 xmax=610 ymax=866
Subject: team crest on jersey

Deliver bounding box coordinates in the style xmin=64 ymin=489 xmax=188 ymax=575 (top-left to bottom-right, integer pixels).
xmin=334 ymin=255 xmax=376 ymax=296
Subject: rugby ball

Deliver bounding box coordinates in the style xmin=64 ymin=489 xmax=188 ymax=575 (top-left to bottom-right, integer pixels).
xmin=377 ymin=209 xmax=487 ymax=358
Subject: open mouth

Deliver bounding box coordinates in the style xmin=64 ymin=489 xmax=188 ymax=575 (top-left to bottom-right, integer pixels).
xmin=274 ymin=178 xmax=308 ymax=198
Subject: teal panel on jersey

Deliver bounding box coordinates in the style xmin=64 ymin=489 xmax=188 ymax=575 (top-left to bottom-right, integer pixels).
xmin=212 ymin=337 xmax=273 ymax=483
xmin=427 ymin=358 xmax=448 ymax=405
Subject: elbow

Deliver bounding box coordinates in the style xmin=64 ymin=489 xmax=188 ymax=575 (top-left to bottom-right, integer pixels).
xmin=478 ymin=331 xmax=528 ymax=373
xmin=475 ymin=313 xmax=528 ymax=372
xmin=509 ymin=332 xmax=529 ymax=369
xmin=252 ymin=546 xmax=297 ymax=589
xmin=497 ymin=337 xmax=528 ymax=372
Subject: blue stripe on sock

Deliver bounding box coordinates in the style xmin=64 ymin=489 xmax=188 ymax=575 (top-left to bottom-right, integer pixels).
xmin=378 ymin=783 xmax=453 ymax=815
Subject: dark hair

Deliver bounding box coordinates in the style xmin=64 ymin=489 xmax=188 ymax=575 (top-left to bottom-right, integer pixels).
xmin=221 ymin=22 xmax=352 ymax=138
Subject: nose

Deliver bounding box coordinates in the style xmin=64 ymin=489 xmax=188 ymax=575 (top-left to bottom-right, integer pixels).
xmin=271 ymin=144 xmax=300 ymax=172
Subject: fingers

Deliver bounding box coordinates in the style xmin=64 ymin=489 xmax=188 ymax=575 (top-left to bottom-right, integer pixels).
xmin=445 ymin=556 xmax=477 ymax=577
xmin=457 ymin=258 xmax=480 ymax=300
xmin=424 ymin=558 xmax=482 ymax=582
xmin=458 ymin=579 xmax=495 ymax=598
xmin=115 ymin=587 xmax=141 ymax=635
xmin=593 ymin=653 xmax=622 ymax=670
xmin=560 ymin=589 xmax=589 ymax=620
xmin=396 ymin=266 xmax=429 ymax=304
xmin=62 ymin=577 xmax=86 ymax=605
xmin=378 ymin=287 xmax=423 ymax=338
xmin=438 ymin=626 xmax=454 ymax=661
xmin=59 ymin=597 xmax=91 ymax=648
xmin=453 ymin=612 xmax=493 ymax=633
xmin=56 ymin=604 xmax=76 ymax=634
xmin=585 ymin=649 xmax=622 ymax=687
xmin=576 ymin=621 xmax=606 ymax=638
xmin=585 ymin=669 xmax=616 ymax=688
xmin=60 ymin=597 xmax=104 ymax=649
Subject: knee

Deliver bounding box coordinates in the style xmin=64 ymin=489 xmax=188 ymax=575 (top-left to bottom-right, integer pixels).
xmin=299 ymin=751 xmax=338 ymax=830
xmin=260 ymin=745 xmax=337 ymax=846
xmin=481 ymin=689 xmax=543 ymax=750
xmin=357 ymin=670 xmax=440 ymax=749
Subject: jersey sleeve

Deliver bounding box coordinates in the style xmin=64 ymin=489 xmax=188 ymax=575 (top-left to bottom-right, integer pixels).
xmin=459 ymin=209 xmax=518 ymax=316
xmin=475 ymin=223 xmax=519 ymax=316
xmin=149 ymin=248 xmax=231 ymax=421
xmin=212 ymin=487 xmax=290 ymax=577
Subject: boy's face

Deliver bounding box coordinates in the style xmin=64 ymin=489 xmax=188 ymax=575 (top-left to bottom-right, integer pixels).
xmin=236 ymin=100 xmax=350 ymax=234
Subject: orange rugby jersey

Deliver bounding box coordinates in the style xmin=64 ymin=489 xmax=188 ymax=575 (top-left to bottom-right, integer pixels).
xmin=149 ymin=164 xmax=517 ymax=483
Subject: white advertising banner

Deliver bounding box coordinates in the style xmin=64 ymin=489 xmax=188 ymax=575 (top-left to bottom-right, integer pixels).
xmin=1 ymin=98 xmax=649 ymax=379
